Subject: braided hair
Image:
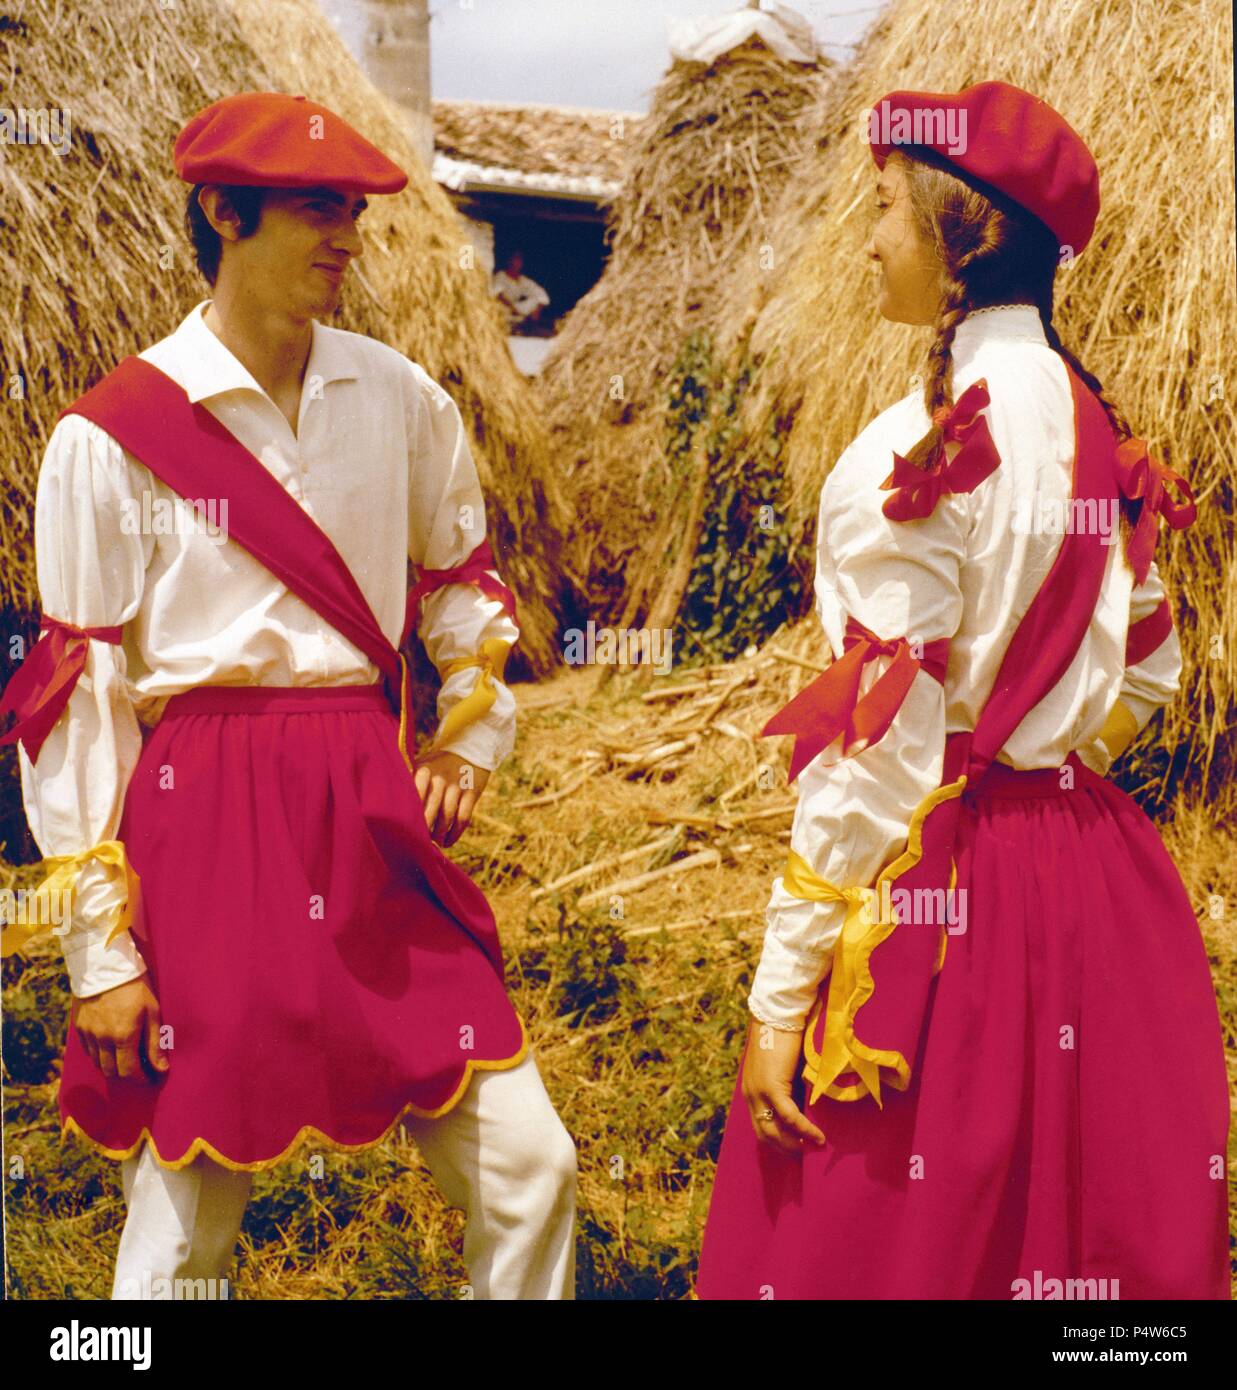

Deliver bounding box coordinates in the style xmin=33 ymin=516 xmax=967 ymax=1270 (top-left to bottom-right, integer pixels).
xmin=888 ymin=148 xmax=1134 ymax=474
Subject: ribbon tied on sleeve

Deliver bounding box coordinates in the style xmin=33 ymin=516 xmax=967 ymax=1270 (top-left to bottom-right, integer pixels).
xmin=0 ymin=839 xmax=140 ymax=959
xmin=400 ymin=537 xmax=519 ymax=764
xmin=761 ymin=616 xmax=950 ymax=783
xmin=879 ymin=378 xmax=1000 ymax=522
xmin=405 ymin=536 xmax=518 ymax=631
xmin=0 ymin=616 xmax=124 ymax=763
xmin=424 ymin=636 xmax=514 ymax=757
xmin=1113 ymin=437 xmax=1196 ymax=586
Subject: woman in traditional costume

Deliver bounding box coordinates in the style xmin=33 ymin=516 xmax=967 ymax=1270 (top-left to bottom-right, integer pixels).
xmin=695 ymin=81 xmax=1229 ymax=1300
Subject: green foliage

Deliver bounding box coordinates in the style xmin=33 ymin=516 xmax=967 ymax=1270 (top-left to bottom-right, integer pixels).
xmin=661 ymin=332 xmax=806 ymax=666
xmin=515 ymin=915 xmax=640 ymax=1026
xmin=2 ymin=966 xmax=69 ymax=1085
xmin=574 ymin=1206 xmax=695 ymax=1300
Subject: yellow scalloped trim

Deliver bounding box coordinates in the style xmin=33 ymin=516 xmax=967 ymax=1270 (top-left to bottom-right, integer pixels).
xmin=0 ymin=840 xmax=139 ymax=958
xmin=59 ymin=1013 xmax=530 ymax=1173
xmin=793 ymin=776 xmax=967 ymax=1106
xmin=396 ymin=652 xmax=417 ymax=775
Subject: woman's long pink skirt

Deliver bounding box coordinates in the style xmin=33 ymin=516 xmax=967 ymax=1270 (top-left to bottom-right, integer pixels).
xmin=696 ymin=760 xmax=1231 ymax=1299
xmin=58 ymin=685 xmax=528 ymax=1171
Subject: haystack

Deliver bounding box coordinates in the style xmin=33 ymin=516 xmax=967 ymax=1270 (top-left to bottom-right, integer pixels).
xmin=536 ymin=12 xmax=831 ymax=657
xmin=0 ymin=0 xmax=569 ymax=857
xmin=726 ymin=0 xmax=1235 ymax=805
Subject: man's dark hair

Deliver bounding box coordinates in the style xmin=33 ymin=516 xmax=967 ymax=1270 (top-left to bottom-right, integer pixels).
xmin=185 ymin=184 xmax=269 ymax=284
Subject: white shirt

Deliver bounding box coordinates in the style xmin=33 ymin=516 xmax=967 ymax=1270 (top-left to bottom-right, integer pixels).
xmin=748 ymin=304 xmax=1181 ymax=1029
xmin=19 ymin=302 xmax=520 ymax=999
xmin=491 ymin=270 xmax=550 ymax=318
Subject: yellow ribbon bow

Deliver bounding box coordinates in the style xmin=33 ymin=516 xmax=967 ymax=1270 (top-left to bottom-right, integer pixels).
xmin=781 ymin=849 xmax=899 ymax=1107
xmin=423 ymin=638 xmax=513 ymax=757
xmin=0 ymin=840 xmax=139 ymax=957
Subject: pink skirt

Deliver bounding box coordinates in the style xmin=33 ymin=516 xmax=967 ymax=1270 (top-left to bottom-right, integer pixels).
xmin=696 ymin=759 xmax=1231 ymax=1299
xmin=58 ymin=684 xmax=528 ymax=1172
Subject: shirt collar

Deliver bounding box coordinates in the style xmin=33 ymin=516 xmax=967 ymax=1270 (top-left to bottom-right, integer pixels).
xmin=950 ymin=302 xmax=1048 ymax=372
xmin=171 ymin=300 xmax=362 ymax=405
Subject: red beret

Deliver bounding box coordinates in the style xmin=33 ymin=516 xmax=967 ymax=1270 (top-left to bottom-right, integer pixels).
xmin=865 ymin=80 xmax=1099 ymax=255
xmin=174 ymin=91 xmax=408 ymax=195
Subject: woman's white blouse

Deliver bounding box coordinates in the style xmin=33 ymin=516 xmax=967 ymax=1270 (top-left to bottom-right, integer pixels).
xmin=18 ymin=302 xmax=519 ymax=999
xmin=748 ymin=304 xmax=1182 ymax=1029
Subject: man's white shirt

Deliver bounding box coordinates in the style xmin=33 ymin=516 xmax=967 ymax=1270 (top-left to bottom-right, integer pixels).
xmin=19 ymin=302 xmax=519 ymax=997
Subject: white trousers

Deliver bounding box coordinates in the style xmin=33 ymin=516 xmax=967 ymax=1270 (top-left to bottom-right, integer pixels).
xmin=111 ymin=1051 xmax=577 ymax=1300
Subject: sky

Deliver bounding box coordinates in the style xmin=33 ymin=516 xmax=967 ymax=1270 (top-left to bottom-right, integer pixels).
xmin=319 ymin=0 xmax=884 ymax=111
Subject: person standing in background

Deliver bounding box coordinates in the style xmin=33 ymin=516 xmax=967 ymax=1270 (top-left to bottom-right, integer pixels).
xmin=492 ymin=249 xmax=551 ymax=333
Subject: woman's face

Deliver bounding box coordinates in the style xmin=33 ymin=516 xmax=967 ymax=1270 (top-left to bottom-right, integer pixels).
xmin=865 ymin=157 xmax=942 ymax=325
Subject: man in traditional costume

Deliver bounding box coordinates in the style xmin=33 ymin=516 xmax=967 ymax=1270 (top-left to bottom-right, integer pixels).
xmin=1 ymin=92 xmax=577 ymax=1300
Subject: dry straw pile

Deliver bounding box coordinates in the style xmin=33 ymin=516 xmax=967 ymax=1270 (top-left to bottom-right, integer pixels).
xmin=537 ymin=31 xmax=831 ymax=650
xmin=728 ymin=0 xmax=1235 ymax=805
xmin=0 ymin=0 xmax=567 ymax=674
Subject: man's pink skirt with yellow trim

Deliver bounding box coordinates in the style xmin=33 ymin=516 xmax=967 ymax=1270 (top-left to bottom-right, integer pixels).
xmin=58 ymin=685 xmax=528 ymax=1172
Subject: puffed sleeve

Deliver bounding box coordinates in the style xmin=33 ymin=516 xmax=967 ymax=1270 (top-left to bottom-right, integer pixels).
xmin=1076 ymin=559 xmax=1182 ymax=777
xmin=405 ymin=365 xmax=520 ymax=773
xmin=15 ymin=415 xmax=152 ymax=997
xmin=748 ymin=427 xmax=969 ymax=1030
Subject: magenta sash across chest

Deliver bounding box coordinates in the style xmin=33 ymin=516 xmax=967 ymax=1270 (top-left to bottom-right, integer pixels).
xmin=789 ymin=362 xmax=1129 ymax=1114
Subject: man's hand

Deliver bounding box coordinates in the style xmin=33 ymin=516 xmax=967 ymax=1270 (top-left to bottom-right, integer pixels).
xmin=414 ymin=749 xmax=490 ymax=848
xmin=70 ymin=974 xmax=168 ymax=1083
xmin=741 ymin=1017 xmax=827 ymax=1154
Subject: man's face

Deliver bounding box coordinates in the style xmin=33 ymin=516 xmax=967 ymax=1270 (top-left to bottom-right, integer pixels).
xmin=215 ymin=184 xmax=368 ymax=316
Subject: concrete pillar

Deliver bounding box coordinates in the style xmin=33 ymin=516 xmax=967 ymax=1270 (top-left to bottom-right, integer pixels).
xmin=360 ymin=0 xmax=433 ymax=168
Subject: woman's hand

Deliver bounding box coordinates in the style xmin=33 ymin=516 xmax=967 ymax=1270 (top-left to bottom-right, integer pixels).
xmin=70 ymin=974 xmax=168 ymax=1082
xmin=414 ymin=750 xmax=490 ymax=847
xmin=741 ymin=1016 xmax=827 ymax=1154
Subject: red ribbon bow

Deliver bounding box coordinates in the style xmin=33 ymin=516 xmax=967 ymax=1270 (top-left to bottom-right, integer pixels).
xmin=0 ymin=615 xmax=124 ymax=763
xmin=880 ymin=379 xmax=1001 ymax=522
xmin=1113 ymin=437 xmax=1196 ymax=586
xmin=761 ymin=617 xmax=950 ymax=783
xmin=403 ymin=536 xmax=518 ymax=645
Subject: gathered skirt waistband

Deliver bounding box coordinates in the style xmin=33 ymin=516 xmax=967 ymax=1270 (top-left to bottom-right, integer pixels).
xmin=968 ymin=750 xmax=1088 ymax=799
xmin=162 ymin=683 xmax=392 ymax=717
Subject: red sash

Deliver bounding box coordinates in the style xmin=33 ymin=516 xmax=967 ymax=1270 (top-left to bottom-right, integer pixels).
xmin=800 ymin=362 xmax=1129 ymax=1108
xmin=72 ymin=357 xmax=420 ymax=755
xmin=5 ymin=355 xmax=514 ymax=770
